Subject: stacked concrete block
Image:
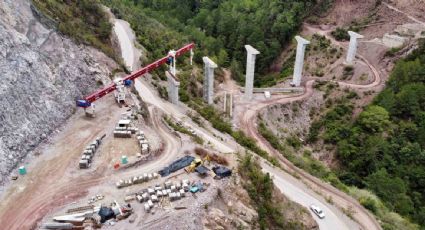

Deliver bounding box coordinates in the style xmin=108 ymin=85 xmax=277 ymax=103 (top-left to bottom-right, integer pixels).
xmin=136 ymin=131 xmax=150 ymax=154
xmin=115 ymin=172 xmax=159 ymax=188
xmin=79 ymin=136 xmax=103 ymax=169
xmin=135 ymin=179 xmax=191 ymax=213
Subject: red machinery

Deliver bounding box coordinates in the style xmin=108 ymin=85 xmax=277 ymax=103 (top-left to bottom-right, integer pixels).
xmin=76 ymin=43 xmax=195 ymax=108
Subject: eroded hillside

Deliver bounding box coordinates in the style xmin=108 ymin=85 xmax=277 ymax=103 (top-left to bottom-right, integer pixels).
xmin=0 ymin=0 xmax=116 ymax=183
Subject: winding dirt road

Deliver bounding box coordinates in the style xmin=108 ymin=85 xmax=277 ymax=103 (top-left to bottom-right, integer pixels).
xmin=238 ymin=27 xmax=384 ymax=230
xmin=2 ymin=4 xmax=414 ymax=228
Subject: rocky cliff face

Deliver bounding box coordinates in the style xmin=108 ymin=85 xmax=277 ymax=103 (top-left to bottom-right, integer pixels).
xmin=0 ymin=0 xmax=117 ymax=183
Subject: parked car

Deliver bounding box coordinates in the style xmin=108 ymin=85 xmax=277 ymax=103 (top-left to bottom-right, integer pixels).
xmin=310 ymin=204 xmax=325 ymax=219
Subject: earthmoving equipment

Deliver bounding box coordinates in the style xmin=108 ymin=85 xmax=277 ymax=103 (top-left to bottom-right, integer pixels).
xmin=185 ymin=155 xmax=211 ymax=173
xmin=203 ymin=154 xmax=211 ymax=165
xmin=184 ymin=158 xmax=202 ymax=173
xmin=76 ymin=43 xmax=195 ymax=115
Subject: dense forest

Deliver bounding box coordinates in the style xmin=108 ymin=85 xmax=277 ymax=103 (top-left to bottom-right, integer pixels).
xmin=311 ymin=40 xmax=425 ymax=227
xmin=102 ymin=0 xmax=331 ymax=85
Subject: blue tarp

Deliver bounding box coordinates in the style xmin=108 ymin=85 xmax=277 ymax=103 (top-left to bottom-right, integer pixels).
xmin=98 ymin=207 xmax=115 ymax=223
xmin=159 ymin=156 xmax=195 ymax=177
xmin=195 ymin=165 xmax=209 ymax=175
xmin=213 ymin=166 xmax=232 ymax=178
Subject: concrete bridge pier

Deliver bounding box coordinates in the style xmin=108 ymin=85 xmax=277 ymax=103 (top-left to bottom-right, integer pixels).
xmin=202 ymin=57 xmax=218 ymax=105
xmin=166 ymin=71 xmax=180 ymax=104
xmin=291 ymin=36 xmax=310 ymax=87
xmin=244 ymin=45 xmax=260 ymax=100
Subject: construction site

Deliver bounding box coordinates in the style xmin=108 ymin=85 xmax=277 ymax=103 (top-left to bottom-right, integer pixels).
xmin=1 ymin=0 xmax=425 ymax=229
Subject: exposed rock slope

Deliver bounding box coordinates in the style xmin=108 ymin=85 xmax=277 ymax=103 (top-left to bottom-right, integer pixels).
xmin=0 ymin=0 xmax=117 ymax=183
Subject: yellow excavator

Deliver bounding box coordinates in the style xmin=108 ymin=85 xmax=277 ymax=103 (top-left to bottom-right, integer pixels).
xmin=185 ymin=155 xmax=210 ymax=173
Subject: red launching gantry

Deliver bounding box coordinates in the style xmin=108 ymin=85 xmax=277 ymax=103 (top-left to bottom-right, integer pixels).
xmin=76 ymin=43 xmax=195 ymax=113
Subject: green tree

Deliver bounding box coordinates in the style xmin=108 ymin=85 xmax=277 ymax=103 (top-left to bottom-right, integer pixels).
xmin=357 ymin=105 xmax=390 ymax=133
xmin=366 ymin=169 xmax=414 ymax=215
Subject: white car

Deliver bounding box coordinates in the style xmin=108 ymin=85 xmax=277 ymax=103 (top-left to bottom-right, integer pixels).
xmin=310 ymin=204 xmax=325 ymax=219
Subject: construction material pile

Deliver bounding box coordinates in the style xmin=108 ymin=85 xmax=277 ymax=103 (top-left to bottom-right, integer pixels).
xmin=114 ymin=112 xmax=139 ymax=138
xmin=116 ymin=172 xmax=159 ymax=189
xmin=79 ymin=135 xmax=105 ymax=169
xmin=158 ymin=156 xmax=195 ymax=177
xmin=113 ymin=119 xmax=137 ymax=138
xmin=134 ymin=179 xmax=192 ymax=213
xmin=136 ymin=131 xmax=150 ymax=154
xmin=46 ymin=201 xmax=132 ymax=229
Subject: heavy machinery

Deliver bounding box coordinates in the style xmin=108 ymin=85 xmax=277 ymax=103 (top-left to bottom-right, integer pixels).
xmin=184 ymin=155 xmax=210 ymax=173
xmin=185 ymin=158 xmax=202 ymax=173
xmin=76 ymin=43 xmax=195 ymax=115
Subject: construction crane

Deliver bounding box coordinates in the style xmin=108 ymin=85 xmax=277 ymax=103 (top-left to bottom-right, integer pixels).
xmin=76 ymin=43 xmax=195 ymax=115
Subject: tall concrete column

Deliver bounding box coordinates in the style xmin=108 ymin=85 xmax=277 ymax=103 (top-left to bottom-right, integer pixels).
xmin=166 ymin=71 xmax=180 ymax=104
xmin=244 ymin=45 xmax=260 ymax=99
xmin=202 ymin=57 xmax=218 ymax=105
xmin=223 ymin=92 xmax=227 ymax=112
xmin=229 ymin=93 xmax=233 ymax=117
xmin=346 ymin=31 xmax=364 ymax=65
xmin=292 ymin=36 xmax=310 ymax=87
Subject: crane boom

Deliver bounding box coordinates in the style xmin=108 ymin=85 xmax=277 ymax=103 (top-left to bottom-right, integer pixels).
xmin=76 ymin=43 xmax=195 ymax=108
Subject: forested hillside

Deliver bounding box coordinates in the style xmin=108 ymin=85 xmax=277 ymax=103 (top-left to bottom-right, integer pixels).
xmin=331 ymin=40 xmax=425 ymax=226
xmin=32 ymin=0 xmax=115 ymax=59
xmin=103 ymin=0 xmax=330 ymax=85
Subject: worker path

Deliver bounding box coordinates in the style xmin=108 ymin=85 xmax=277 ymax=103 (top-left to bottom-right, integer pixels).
xmin=113 ymin=20 xmax=135 ymax=71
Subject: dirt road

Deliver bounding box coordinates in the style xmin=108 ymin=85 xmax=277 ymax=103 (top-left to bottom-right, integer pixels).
xmin=0 ymin=95 xmax=123 ymax=229
xmin=383 ymin=2 xmax=425 ymax=26
xmin=115 ymin=14 xmax=369 ymax=230
xmin=0 ymin=19 xmax=186 ymax=229
xmin=0 ymin=95 xmax=187 ymax=229
xmin=237 ymin=26 xmax=384 ymax=230
xmin=0 ymin=13 xmax=383 ymax=230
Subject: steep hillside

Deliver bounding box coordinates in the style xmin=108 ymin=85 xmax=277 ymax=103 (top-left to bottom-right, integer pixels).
xmin=256 ymin=0 xmax=425 ymax=228
xmin=334 ymin=39 xmax=425 ymax=227
xmin=102 ymin=0 xmax=333 ymax=85
xmin=0 ymin=0 xmax=117 ymax=184
xmin=32 ymin=0 xmax=117 ymax=59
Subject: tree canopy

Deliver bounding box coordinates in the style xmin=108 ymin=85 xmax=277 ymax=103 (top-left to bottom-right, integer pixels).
xmin=103 ymin=0 xmax=320 ymax=85
xmin=335 ymin=39 xmax=425 ymax=226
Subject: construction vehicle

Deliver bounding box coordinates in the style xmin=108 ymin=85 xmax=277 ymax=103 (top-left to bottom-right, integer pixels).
xmin=185 ymin=158 xmax=202 ymax=173
xmin=203 ymin=155 xmax=211 ymax=165
xmin=184 ymin=155 xmax=210 ymax=173
xmin=76 ymin=43 xmax=195 ymax=116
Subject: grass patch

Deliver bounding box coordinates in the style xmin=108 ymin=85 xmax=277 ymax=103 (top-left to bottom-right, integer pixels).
xmin=258 ymin=121 xmax=348 ymax=192
xmin=384 ymin=46 xmax=402 ymax=57
xmin=348 ymin=187 xmax=419 ymax=230
xmin=164 ymin=116 xmax=204 ymax=145
xmin=188 ymin=98 xmax=280 ymax=166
